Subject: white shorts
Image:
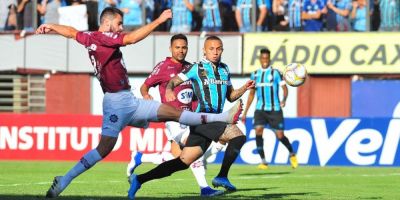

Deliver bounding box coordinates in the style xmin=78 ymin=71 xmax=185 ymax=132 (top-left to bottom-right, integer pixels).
xmin=164 ymin=121 xmax=190 ymax=146
xmin=102 ymin=90 xmax=161 ymax=137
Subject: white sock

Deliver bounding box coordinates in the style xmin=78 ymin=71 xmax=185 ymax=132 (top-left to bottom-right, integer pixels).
xmin=203 ymin=142 xmax=225 ymax=160
xmin=190 ymin=158 xmax=208 ymax=188
xmin=179 ymin=110 xmax=229 ymax=126
xmin=62 ymin=149 xmax=102 ymax=188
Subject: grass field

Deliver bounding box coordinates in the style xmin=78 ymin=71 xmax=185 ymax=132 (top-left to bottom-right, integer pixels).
xmin=0 ymin=161 xmax=399 ymax=200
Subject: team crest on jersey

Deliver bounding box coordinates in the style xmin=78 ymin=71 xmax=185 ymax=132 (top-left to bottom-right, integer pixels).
xmin=201 ymin=70 xmax=207 ymax=77
xmin=88 ymin=44 xmax=97 ymax=51
xmin=110 ymin=114 xmax=118 ymax=123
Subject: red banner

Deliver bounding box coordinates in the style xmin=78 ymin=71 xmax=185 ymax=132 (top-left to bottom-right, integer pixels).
xmin=0 ymin=114 xmax=170 ymax=161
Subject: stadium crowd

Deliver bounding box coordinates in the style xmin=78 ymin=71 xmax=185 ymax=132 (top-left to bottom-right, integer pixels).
xmin=0 ymin=0 xmax=398 ymax=33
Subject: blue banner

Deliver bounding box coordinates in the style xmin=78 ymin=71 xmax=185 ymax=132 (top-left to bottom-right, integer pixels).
xmin=211 ymin=118 xmax=400 ymax=166
xmin=352 ymin=80 xmax=400 ymax=117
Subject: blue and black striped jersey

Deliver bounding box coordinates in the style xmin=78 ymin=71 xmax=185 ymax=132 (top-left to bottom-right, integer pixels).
xmin=178 ymin=58 xmax=232 ymax=113
xmin=250 ymin=67 xmax=286 ymax=111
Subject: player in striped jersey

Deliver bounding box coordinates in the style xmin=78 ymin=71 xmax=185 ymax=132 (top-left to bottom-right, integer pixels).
xmin=201 ymin=0 xmax=222 ymax=32
xmin=379 ymin=0 xmax=400 ymax=31
xmin=127 ymin=36 xmax=254 ymax=199
xmin=242 ymin=48 xmax=298 ymax=170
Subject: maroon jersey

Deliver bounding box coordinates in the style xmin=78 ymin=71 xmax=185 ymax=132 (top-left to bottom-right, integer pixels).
xmin=76 ymin=31 xmax=130 ymax=93
xmin=144 ymin=57 xmax=193 ymax=110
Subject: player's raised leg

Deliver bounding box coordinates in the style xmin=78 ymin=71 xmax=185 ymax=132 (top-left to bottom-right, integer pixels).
xmin=157 ymin=99 xmax=243 ymax=125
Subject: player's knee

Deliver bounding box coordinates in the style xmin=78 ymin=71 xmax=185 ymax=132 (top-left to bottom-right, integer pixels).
xmin=177 ymin=157 xmax=190 ymax=169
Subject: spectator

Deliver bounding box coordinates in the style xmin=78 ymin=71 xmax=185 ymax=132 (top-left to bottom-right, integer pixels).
xmin=272 ymin=0 xmax=290 ymax=31
xmin=326 ymin=0 xmax=352 ymax=31
xmin=201 ymin=0 xmax=222 ymax=32
xmin=153 ymin=0 xmax=171 ymax=31
xmin=219 ymin=0 xmax=237 ymax=31
xmin=98 ymin=0 xmax=119 ymax=22
xmin=379 ymin=0 xmax=399 ymax=31
xmin=263 ymin=0 xmax=274 ymax=31
xmin=120 ymin=0 xmax=143 ymax=31
xmin=170 ymin=0 xmax=194 ymax=33
xmin=58 ymin=0 xmax=88 ymax=30
xmin=302 ymin=0 xmax=324 ymax=31
xmin=288 ymin=0 xmax=302 ymax=31
xmin=17 ymin=0 xmax=43 ymax=31
xmin=370 ymin=0 xmax=380 ymax=31
xmin=40 ymin=0 xmax=66 ymax=24
xmin=1 ymin=0 xmax=18 ymax=31
xmin=236 ymin=0 xmax=267 ymax=32
xmin=145 ymin=0 xmax=154 ymax=24
xmin=350 ymin=0 xmax=367 ymax=31
xmin=84 ymin=0 xmax=99 ymax=31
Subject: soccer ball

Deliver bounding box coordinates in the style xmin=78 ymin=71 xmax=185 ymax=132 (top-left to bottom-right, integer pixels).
xmin=283 ymin=63 xmax=307 ymax=87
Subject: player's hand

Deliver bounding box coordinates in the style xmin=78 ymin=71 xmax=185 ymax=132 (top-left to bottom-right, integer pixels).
xmin=245 ymin=80 xmax=255 ymax=90
xmin=280 ymin=100 xmax=286 ymax=108
xmin=157 ymin=9 xmax=172 ymax=23
xmin=165 ymin=89 xmax=176 ymax=102
xmin=36 ymin=24 xmax=52 ymax=34
xmin=143 ymin=94 xmax=153 ymax=100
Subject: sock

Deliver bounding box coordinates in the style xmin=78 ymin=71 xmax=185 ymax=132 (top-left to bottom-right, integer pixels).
xmin=217 ymin=136 xmax=246 ymax=178
xmin=203 ymin=142 xmax=224 ymax=161
xmin=137 ymin=157 xmax=189 ymax=184
xmin=279 ymin=136 xmax=294 ymax=154
xmin=190 ymin=158 xmax=208 ymax=188
xmin=255 ymin=135 xmax=266 ymax=164
xmin=62 ymin=149 xmax=102 ymax=188
xmin=179 ymin=110 xmax=229 ymax=126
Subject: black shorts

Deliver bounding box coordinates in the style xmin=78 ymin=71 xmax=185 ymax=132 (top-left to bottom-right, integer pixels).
xmin=254 ymin=110 xmax=284 ymax=130
xmin=185 ymin=122 xmax=227 ymax=152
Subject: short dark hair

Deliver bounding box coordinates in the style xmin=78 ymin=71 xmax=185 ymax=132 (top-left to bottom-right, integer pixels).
xmin=170 ymin=34 xmax=188 ymax=45
xmin=205 ymin=35 xmax=222 ymax=43
xmin=260 ymin=48 xmax=270 ymax=55
xmin=100 ymin=7 xmax=124 ymax=24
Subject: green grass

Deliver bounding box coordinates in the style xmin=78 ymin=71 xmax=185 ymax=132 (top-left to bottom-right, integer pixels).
xmin=0 ymin=161 xmax=399 ymax=199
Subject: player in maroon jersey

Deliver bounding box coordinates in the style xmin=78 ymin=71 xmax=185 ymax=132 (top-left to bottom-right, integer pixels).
xmin=36 ymin=7 xmax=242 ymax=198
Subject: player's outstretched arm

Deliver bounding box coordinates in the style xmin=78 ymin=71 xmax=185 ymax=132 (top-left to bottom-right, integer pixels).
xmin=227 ymin=80 xmax=255 ymax=103
xmin=123 ymin=9 xmax=172 ymax=45
xmin=35 ymin=24 xmax=78 ymax=39
xmin=165 ymin=75 xmax=185 ymax=102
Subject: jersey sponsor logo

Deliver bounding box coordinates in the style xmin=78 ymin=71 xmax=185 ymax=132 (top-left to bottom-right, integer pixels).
xmin=256 ymin=82 xmax=273 ymax=87
xmin=177 ymin=88 xmax=193 ymax=104
xmin=204 ymin=78 xmax=229 ymax=86
xmin=235 ymin=118 xmax=400 ymax=166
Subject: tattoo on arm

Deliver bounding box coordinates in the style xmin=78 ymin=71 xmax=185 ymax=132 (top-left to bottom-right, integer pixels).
xmin=166 ymin=76 xmax=184 ymax=90
xmin=228 ymin=85 xmax=247 ymax=102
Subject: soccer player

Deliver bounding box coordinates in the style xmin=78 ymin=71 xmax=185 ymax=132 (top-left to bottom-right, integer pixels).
xmin=127 ymin=35 xmax=255 ymax=199
xmin=36 ymin=7 xmax=242 ymax=198
xmin=127 ymin=33 xmax=224 ymax=196
xmin=241 ymin=48 xmax=298 ymax=170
